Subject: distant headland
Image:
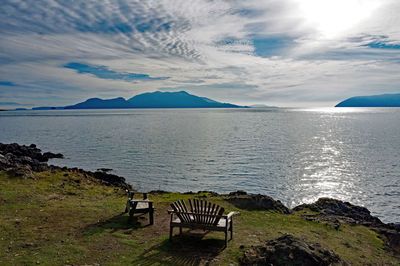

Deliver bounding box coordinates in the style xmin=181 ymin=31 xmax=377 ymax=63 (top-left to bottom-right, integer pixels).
xmin=336 ymin=93 xmax=400 ymax=107
xmin=32 ymin=91 xmax=243 ymax=110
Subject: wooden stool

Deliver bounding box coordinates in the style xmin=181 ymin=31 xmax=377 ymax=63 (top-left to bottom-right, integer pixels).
xmin=125 ymin=191 xmax=154 ymax=225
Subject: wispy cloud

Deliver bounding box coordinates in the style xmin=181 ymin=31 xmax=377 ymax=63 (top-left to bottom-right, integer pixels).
xmin=0 ymin=0 xmax=399 ymax=106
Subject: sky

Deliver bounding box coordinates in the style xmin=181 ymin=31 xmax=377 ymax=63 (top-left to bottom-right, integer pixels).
xmin=1 ymin=0 xmax=400 ymax=108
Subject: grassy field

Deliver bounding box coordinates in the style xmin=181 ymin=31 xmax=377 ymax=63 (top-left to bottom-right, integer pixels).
xmin=0 ymin=170 xmax=399 ymax=265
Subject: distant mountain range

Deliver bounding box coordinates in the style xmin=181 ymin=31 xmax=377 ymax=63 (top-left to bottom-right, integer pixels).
xmin=32 ymin=91 xmax=242 ymax=110
xmin=335 ymin=93 xmax=400 ymax=107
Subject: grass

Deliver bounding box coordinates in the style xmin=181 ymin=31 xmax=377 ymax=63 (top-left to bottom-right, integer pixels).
xmin=0 ymin=170 xmax=399 ymax=265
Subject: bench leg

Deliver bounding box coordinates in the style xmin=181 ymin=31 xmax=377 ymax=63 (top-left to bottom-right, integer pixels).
xmin=149 ymin=208 xmax=154 ymax=225
xmin=129 ymin=201 xmax=138 ymax=217
xmin=230 ymin=220 xmax=233 ymax=240
xmin=179 ymin=226 xmax=182 ymax=234
xmin=225 ymin=231 xmax=228 ymax=247
xmin=169 ymin=226 xmax=173 ymax=241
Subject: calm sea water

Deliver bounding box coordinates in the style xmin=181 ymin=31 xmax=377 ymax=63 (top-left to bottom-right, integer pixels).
xmin=0 ymin=108 xmax=399 ymax=223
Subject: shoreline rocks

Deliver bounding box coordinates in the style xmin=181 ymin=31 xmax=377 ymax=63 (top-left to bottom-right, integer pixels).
xmin=0 ymin=142 xmax=131 ymax=189
xmin=226 ymin=191 xmax=290 ymax=214
xmin=293 ymin=198 xmax=400 ymax=253
xmin=293 ymin=198 xmax=383 ymax=226
xmin=240 ymin=234 xmax=347 ymax=266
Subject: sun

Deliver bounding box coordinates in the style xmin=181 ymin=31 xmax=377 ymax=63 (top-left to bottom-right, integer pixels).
xmin=295 ymin=0 xmax=381 ymax=38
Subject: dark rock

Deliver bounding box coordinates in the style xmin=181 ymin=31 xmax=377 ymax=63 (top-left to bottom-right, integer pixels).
xmin=0 ymin=154 xmax=10 ymax=165
xmin=97 ymin=168 xmax=112 ymax=173
xmin=293 ymin=198 xmax=382 ymax=226
xmin=294 ymin=198 xmax=400 ymax=254
xmin=372 ymin=227 xmax=400 ymax=254
xmin=92 ymin=171 xmax=130 ymax=189
xmin=149 ymin=190 xmax=170 ymax=194
xmin=6 ymin=166 xmax=34 ymax=179
xmin=0 ymin=143 xmax=64 ymax=172
xmin=197 ymin=190 xmax=220 ymax=196
xmin=227 ymin=194 xmax=290 ymax=214
xmin=42 ymin=152 xmax=64 ymax=160
xmin=229 ymin=190 xmax=247 ymax=196
xmin=239 ymin=234 xmax=347 ymax=266
xmin=0 ymin=142 xmax=132 ymax=190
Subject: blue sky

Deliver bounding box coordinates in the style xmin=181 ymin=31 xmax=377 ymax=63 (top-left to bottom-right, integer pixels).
xmin=0 ymin=0 xmax=400 ymax=108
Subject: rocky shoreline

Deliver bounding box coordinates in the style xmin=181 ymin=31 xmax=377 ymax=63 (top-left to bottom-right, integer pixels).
xmin=0 ymin=142 xmax=132 ymax=189
xmin=1 ymin=142 xmax=399 ymax=262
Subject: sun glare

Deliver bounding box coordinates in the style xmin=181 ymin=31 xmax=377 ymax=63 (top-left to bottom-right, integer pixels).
xmin=296 ymin=0 xmax=381 ymax=38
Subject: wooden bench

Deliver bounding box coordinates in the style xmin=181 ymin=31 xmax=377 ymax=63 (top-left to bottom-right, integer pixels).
xmin=168 ymin=199 xmax=239 ymax=246
xmin=124 ymin=191 xmax=154 ymax=225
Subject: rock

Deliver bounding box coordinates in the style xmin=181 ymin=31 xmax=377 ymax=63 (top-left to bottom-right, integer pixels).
xmin=293 ymin=198 xmax=400 ymax=254
xmin=373 ymin=227 xmax=400 ymax=254
xmin=293 ymin=198 xmax=382 ymax=226
xmin=0 ymin=143 xmax=61 ymax=172
xmin=0 ymin=142 xmax=132 ymax=190
xmin=0 ymin=143 xmax=63 ymax=164
xmin=229 ymin=190 xmax=247 ymax=196
xmin=149 ymin=190 xmax=170 ymax=194
xmin=227 ymin=194 xmax=290 ymax=214
xmin=239 ymin=234 xmax=347 ymax=266
xmin=6 ymin=166 xmax=34 ymax=179
xmin=42 ymin=152 xmax=64 ymax=160
xmin=0 ymin=153 xmax=9 ymax=163
xmin=97 ymin=168 xmax=112 ymax=173
xmin=92 ymin=171 xmax=130 ymax=189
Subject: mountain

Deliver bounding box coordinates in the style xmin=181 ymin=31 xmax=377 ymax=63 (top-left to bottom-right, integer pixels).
xmin=335 ymin=93 xmax=400 ymax=107
xmin=64 ymin=91 xmax=241 ymax=109
xmin=64 ymin=97 xmax=130 ymax=109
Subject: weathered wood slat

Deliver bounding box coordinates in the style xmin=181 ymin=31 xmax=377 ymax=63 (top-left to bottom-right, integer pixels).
xmin=179 ymin=200 xmax=192 ymax=222
xmin=189 ymin=199 xmax=196 ymax=222
xmin=195 ymin=199 xmax=200 ymax=223
xmin=214 ymin=207 xmax=225 ymax=226
xmin=170 ymin=203 xmax=186 ymax=223
xmin=207 ymin=203 xmax=215 ymax=225
xmin=175 ymin=201 xmax=187 ymax=222
xmin=212 ymin=206 xmax=220 ymax=225
xmin=205 ymin=202 xmax=212 ymax=225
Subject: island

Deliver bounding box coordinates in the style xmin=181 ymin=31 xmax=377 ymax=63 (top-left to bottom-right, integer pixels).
xmin=335 ymin=93 xmax=400 ymax=107
xmin=32 ymin=91 xmax=243 ymax=110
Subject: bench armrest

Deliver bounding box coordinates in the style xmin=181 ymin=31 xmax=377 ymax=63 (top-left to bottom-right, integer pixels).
xmin=226 ymin=211 xmax=240 ymax=220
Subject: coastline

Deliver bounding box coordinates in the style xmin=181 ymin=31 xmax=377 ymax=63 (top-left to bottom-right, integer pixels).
xmin=1 ymin=142 xmax=399 ymax=264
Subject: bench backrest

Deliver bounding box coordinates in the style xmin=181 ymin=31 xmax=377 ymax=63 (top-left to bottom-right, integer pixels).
xmin=170 ymin=199 xmax=225 ymax=226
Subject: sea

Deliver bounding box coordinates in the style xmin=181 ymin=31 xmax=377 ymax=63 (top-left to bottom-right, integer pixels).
xmin=0 ymin=107 xmax=399 ymax=223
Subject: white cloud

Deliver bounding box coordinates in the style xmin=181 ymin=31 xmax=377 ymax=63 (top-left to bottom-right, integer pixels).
xmin=0 ymin=0 xmax=399 ymax=107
